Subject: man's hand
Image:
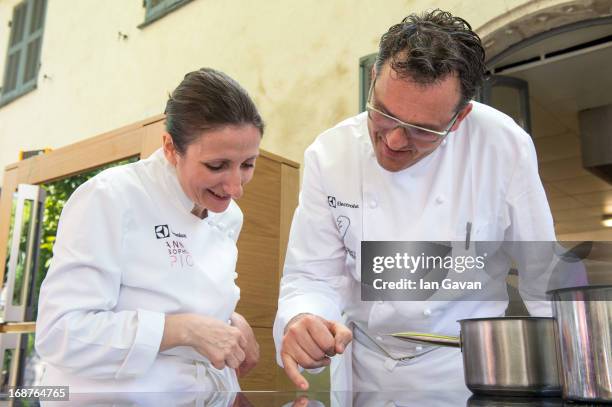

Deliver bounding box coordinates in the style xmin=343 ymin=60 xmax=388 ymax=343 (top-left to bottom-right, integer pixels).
xmin=231 ymin=312 xmax=260 ymax=377
xmin=280 ymin=313 xmax=352 ymax=390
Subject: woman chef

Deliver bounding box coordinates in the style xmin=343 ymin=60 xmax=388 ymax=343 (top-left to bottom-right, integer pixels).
xmin=35 ymin=68 xmax=262 ymax=392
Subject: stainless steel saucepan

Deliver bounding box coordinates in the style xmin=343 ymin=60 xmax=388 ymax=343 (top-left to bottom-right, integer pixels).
xmin=389 ymin=317 xmax=560 ymax=397
xmin=549 ymin=285 xmax=612 ymax=403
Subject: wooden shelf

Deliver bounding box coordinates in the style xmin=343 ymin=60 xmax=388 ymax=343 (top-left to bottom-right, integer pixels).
xmin=0 ymin=322 xmax=36 ymax=333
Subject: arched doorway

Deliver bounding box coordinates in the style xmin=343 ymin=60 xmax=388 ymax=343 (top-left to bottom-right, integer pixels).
xmin=477 ymin=0 xmax=612 ymax=242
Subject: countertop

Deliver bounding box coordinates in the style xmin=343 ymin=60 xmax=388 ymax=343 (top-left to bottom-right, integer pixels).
xmin=0 ymin=391 xmax=578 ymax=406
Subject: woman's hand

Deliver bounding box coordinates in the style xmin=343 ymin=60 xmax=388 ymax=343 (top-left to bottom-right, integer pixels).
xmin=161 ymin=314 xmax=247 ymax=370
xmin=230 ymin=312 xmax=260 ymax=377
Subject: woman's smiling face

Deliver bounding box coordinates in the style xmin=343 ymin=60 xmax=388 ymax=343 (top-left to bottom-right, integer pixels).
xmin=163 ymin=124 xmax=261 ymax=213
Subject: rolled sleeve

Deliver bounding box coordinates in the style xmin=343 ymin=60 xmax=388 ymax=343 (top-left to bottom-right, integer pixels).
xmin=115 ymin=309 xmax=166 ymax=379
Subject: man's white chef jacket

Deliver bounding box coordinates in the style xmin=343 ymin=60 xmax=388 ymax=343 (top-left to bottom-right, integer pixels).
xmin=273 ymin=102 xmax=555 ymax=391
xmin=36 ymin=149 xmax=243 ymax=392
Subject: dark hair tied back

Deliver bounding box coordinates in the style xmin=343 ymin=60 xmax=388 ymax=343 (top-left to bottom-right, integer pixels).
xmin=164 ymin=67 xmax=264 ymax=154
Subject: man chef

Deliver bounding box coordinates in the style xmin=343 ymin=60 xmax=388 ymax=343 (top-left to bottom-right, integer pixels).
xmin=274 ymin=9 xmax=556 ymax=391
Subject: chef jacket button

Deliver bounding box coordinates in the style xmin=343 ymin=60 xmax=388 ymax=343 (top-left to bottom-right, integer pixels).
xmin=383 ymin=358 xmax=398 ymax=372
xmin=435 ymin=196 xmax=444 ymax=205
xmin=416 ymin=345 xmax=423 ymax=351
xmin=423 ymin=308 xmax=432 ymax=316
xmin=369 ymin=199 xmax=378 ymax=209
xmin=441 ymin=138 xmax=448 ymax=147
xmin=376 ymin=335 xmax=383 ymax=342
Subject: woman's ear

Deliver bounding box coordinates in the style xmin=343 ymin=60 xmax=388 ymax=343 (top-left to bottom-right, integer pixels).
xmin=162 ymin=133 xmax=178 ymax=166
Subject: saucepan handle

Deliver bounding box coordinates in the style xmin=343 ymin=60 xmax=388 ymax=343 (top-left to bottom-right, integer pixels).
xmin=386 ymin=332 xmax=461 ymax=348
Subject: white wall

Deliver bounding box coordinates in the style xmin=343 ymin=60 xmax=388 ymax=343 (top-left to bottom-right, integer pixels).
xmin=0 ymin=0 xmax=532 ymax=183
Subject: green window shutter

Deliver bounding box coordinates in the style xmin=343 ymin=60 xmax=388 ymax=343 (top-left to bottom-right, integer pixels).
xmin=23 ymin=36 xmax=42 ymax=83
xmin=150 ymin=0 xmax=168 ymax=7
xmin=142 ymin=0 xmax=193 ymax=27
xmin=2 ymin=2 xmax=28 ymax=95
xmin=22 ymin=0 xmax=46 ymax=86
xmin=29 ymin=0 xmax=46 ymax=34
xmin=146 ymin=0 xmax=167 ymax=17
xmin=145 ymin=0 xmax=176 ymax=20
xmin=3 ymin=50 xmax=21 ymax=95
xmin=9 ymin=2 xmax=27 ymax=47
xmin=1 ymin=0 xmax=47 ymax=106
xmin=359 ymin=53 xmax=377 ymax=112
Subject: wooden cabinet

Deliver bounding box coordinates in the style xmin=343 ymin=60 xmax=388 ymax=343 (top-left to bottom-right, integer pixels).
xmin=0 ymin=115 xmax=299 ymax=390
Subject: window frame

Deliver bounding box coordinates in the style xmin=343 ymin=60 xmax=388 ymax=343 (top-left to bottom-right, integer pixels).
xmin=139 ymin=0 xmax=194 ymax=29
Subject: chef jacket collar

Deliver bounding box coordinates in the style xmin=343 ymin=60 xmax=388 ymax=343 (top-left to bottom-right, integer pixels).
xmin=155 ymin=149 xmax=195 ymax=213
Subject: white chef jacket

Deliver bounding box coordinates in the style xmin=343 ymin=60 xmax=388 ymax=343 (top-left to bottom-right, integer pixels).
xmin=273 ymin=102 xmax=555 ymax=391
xmin=35 ymin=149 xmax=243 ymax=392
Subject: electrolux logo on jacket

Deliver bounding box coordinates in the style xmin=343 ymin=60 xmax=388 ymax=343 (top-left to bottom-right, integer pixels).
xmin=327 ymin=195 xmax=359 ymax=209
xmin=154 ymin=224 xmax=170 ymax=239
xmin=154 ymin=224 xmax=193 ymax=268
xmin=154 ymin=224 xmax=187 ymax=239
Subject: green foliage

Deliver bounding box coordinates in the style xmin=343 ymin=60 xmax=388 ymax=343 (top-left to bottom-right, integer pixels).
xmin=11 ymin=201 xmax=32 ymax=307
xmin=1 ymin=348 xmax=13 ymax=390
xmin=0 ymin=157 xmax=136 ymax=366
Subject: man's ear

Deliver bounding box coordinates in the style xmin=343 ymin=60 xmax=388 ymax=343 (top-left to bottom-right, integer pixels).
xmin=449 ymin=102 xmax=473 ymax=132
xmin=162 ymin=133 xmax=178 ymax=166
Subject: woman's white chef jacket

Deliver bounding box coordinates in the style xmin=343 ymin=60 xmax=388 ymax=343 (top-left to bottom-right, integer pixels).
xmin=273 ymin=102 xmax=556 ymax=391
xmin=35 ymin=149 xmax=243 ymax=392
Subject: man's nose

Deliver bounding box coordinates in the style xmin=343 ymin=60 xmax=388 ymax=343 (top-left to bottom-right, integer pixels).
xmin=385 ymin=127 xmax=410 ymax=150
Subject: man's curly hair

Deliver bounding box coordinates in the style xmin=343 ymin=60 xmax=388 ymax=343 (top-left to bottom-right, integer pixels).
xmin=375 ymin=9 xmax=487 ymax=110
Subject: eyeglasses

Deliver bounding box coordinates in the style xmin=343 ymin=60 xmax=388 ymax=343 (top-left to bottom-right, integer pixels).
xmin=366 ymin=77 xmax=460 ymax=143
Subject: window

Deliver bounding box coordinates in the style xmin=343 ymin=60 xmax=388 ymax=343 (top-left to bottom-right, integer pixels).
xmin=1 ymin=0 xmax=47 ymax=107
xmin=141 ymin=0 xmax=194 ymax=28
xmin=359 ymin=53 xmax=377 ymax=112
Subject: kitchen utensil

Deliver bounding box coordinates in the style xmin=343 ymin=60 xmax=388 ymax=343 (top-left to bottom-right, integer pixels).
xmin=389 ymin=317 xmax=560 ymax=397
